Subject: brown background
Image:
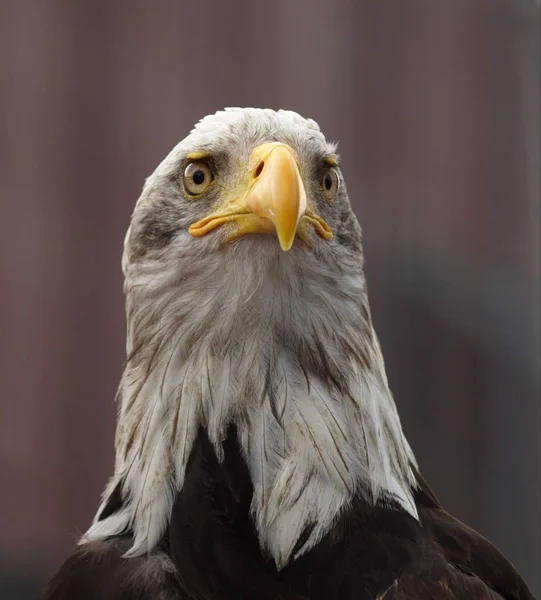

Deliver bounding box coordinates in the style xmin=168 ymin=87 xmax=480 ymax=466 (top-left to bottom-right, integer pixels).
xmin=0 ymin=1 xmax=539 ymax=597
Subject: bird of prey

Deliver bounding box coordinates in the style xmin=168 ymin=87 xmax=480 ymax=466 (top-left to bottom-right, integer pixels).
xmin=39 ymin=108 xmax=534 ymax=600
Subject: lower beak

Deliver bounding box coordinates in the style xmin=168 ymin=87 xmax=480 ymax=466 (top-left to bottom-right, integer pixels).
xmin=189 ymin=142 xmax=331 ymax=251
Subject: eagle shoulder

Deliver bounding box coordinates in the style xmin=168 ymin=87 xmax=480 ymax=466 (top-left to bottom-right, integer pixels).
xmin=407 ymin=471 xmax=535 ymax=600
xmin=37 ymin=538 xmax=184 ymax=600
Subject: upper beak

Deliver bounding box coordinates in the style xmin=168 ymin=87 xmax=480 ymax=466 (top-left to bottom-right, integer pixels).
xmin=244 ymin=143 xmax=307 ymax=251
xmin=188 ymin=142 xmax=332 ymax=251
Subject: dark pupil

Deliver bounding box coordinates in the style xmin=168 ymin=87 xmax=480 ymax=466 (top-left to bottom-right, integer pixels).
xmin=324 ymin=173 xmax=333 ymax=190
xmin=192 ymin=169 xmax=205 ymax=185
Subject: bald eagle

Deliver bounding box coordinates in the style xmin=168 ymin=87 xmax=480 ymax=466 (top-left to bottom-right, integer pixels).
xmin=39 ymin=108 xmax=534 ymax=600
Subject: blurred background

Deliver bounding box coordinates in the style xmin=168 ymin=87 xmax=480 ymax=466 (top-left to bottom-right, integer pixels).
xmin=1 ymin=0 xmax=539 ymax=597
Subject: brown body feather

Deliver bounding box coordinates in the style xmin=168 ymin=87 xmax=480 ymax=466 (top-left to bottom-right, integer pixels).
xmin=38 ymin=430 xmax=534 ymax=600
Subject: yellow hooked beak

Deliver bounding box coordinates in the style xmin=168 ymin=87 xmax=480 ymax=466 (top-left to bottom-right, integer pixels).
xmin=188 ymin=143 xmax=332 ymax=251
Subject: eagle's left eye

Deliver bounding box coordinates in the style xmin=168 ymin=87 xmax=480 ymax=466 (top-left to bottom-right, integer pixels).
xmin=183 ymin=161 xmax=214 ymax=196
xmin=321 ymin=167 xmax=339 ymax=200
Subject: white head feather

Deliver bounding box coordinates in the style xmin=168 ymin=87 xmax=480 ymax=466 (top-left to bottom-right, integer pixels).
xmin=82 ymin=108 xmax=418 ymax=569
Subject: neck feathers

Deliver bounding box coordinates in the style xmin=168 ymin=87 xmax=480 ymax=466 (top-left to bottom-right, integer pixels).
xmin=83 ymin=244 xmax=418 ymax=568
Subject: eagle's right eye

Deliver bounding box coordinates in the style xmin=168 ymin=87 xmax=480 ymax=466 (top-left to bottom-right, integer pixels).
xmin=183 ymin=161 xmax=214 ymax=196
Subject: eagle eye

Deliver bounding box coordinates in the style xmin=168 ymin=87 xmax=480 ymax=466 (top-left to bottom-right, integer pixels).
xmin=321 ymin=167 xmax=339 ymax=200
xmin=183 ymin=161 xmax=214 ymax=196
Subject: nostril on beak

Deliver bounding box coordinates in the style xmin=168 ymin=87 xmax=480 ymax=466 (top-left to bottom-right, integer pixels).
xmin=254 ymin=161 xmax=265 ymax=178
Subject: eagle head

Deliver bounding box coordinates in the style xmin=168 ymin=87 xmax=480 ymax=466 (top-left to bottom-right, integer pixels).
xmin=84 ymin=108 xmax=417 ymax=569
